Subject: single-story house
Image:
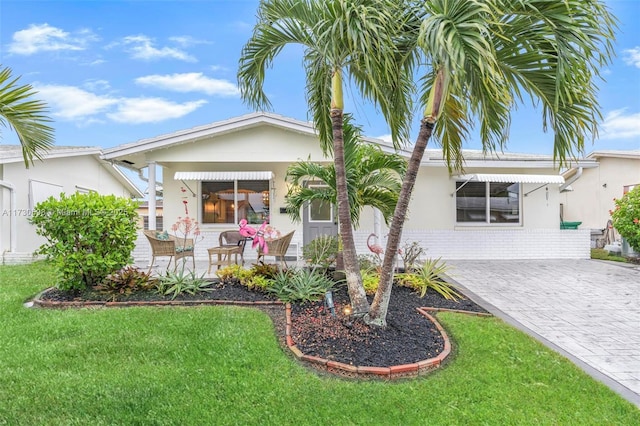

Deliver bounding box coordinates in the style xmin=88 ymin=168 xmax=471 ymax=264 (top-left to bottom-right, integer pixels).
xmin=101 ymin=112 xmax=595 ymax=263
xmin=0 ymin=145 xmax=144 ymax=264
xmin=561 ymin=150 xmax=640 ymax=238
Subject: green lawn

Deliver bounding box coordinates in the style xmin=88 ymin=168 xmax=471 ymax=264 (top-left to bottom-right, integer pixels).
xmin=1 ymin=262 xmax=638 ymax=425
xmin=591 ymin=248 xmax=631 ymax=263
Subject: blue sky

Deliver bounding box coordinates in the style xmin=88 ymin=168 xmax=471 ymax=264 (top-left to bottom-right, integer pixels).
xmin=1 ymin=0 xmax=639 ymax=157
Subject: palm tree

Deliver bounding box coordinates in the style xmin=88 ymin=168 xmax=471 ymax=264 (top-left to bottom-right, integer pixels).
xmin=238 ymin=0 xmax=414 ymax=315
xmin=365 ymin=0 xmax=617 ymax=326
xmin=0 ymin=65 xmax=54 ymax=167
xmin=285 ymin=115 xmax=406 ymax=227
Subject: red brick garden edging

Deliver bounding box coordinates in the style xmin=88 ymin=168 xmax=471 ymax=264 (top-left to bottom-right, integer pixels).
xmin=285 ymin=304 xmax=458 ymax=380
xmin=30 ymin=287 xmax=284 ymax=309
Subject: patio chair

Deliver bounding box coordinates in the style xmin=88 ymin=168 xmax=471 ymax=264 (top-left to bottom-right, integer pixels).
xmin=257 ymin=230 xmax=295 ymax=269
xmin=207 ymin=230 xmax=249 ymax=273
xmin=143 ymin=230 xmax=195 ymax=274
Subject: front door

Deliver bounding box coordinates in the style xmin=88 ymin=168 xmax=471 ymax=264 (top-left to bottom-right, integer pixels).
xmin=302 ymin=184 xmax=338 ymax=245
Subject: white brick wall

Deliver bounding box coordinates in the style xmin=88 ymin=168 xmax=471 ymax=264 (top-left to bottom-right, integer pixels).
xmin=133 ymin=228 xmax=590 ymax=264
xmin=353 ymin=229 xmax=591 ymax=260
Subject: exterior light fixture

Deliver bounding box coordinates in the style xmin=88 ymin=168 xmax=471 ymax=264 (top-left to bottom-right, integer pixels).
xmin=324 ymin=291 xmax=336 ymax=317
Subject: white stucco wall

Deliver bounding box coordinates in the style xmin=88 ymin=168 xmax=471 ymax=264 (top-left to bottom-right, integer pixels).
xmin=560 ymin=157 xmax=640 ymax=229
xmin=1 ymin=155 xmax=136 ymax=261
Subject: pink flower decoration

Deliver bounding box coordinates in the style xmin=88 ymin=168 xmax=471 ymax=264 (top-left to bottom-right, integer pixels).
xmin=239 ymin=219 xmax=269 ymax=254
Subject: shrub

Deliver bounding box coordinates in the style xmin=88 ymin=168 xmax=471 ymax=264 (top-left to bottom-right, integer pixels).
xmin=216 ymin=264 xmax=244 ymax=283
xmin=155 ymin=270 xmax=212 ymax=300
xmin=357 ymin=254 xmax=380 ymax=273
xmin=244 ymin=274 xmax=273 ymax=291
xmin=397 ymin=258 xmax=461 ymax=300
xmin=250 ymin=262 xmax=280 ymax=280
xmin=94 ymin=266 xmax=156 ymax=297
xmin=268 ymin=268 xmax=335 ymax=303
xmin=31 ymin=192 xmax=139 ymax=291
xmin=302 ymin=235 xmax=339 ymax=269
xmin=400 ymin=241 xmax=425 ymax=272
xmin=361 ymin=270 xmax=380 ymax=295
xmin=611 ymin=187 xmax=640 ymax=251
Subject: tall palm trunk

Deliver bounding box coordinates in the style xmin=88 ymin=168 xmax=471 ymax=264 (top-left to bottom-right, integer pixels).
xmin=367 ymin=67 xmax=445 ymax=327
xmin=365 ymin=119 xmax=435 ymax=326
xmin=331 ymin=70 xmax=369 ymax=315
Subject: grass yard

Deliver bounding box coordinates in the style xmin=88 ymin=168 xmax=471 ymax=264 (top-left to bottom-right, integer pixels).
xmin=1 ymin=262 xmax=638 ymax=425
xmin=591 ymin=248 xmax=632 ymax=263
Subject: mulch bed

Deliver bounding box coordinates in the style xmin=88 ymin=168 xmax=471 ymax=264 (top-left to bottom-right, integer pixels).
xmin=36 ymin=280 xmax=489 ymax=369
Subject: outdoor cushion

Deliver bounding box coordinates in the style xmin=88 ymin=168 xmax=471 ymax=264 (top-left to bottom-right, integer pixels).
xmin=175 ymin=245 xmax=193 ymax=253
xmin=156 ymin=231 xmax=170 ymax=240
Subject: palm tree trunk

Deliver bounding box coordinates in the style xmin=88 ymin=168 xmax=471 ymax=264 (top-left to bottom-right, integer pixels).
xmin=365 ymin=118 xmax=435 ymax=327
xmin=330 ymin=108 xmax=370 ymax=315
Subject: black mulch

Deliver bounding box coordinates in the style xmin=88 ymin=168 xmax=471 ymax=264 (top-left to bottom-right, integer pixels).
xmin=37 ymin=280 xmax=489 ymax=368
xmin=290 ymin=285 xmax=488 ymax=367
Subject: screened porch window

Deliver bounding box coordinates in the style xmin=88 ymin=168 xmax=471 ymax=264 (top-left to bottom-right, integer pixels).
xmin=456 ymin=181 xmax=520 ymax=224
xmin=202 ymin=180 xmax=270 ymax=224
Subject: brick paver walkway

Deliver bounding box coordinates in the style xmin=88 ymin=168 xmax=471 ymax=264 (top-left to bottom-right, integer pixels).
xmin=446 ymin=259 xmax=640 ymax=407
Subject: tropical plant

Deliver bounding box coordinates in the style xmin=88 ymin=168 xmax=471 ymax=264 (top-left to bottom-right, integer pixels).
xmin=94 ymin=266 xmax=156 ymax=297
xmin=397 ymin=258 xmax=460 ymax=300
xmin=31 ymin=192 xmax=139 ymax=291
xmin=610 ymin=187 xmax=640 ymax=251
xmin=302 ymin=235 xmax=340 ymax=270
xmin=267 ymin=268 xmax=336 ymax=303
xmin=400 ymin=240 xmax=425 ymax=272
xmin=367 ymin=0 xmax=618 ymax=326
xmin=155 ymin=270 xmax=212 ymax=300
xmin=0 ymin=64 xmax=54 ymax=167
xmin=250 ymin=262 xmax=280 ymax=280
xmin=286 ymin=115 xmax=406 ymax=227
xmin=216 ymin=264 xmax=244 ymax=283
xmin=361 ymin=270 xmax=379 ymax=295
xmin=238 ymin=0 xmax=414 ymax=316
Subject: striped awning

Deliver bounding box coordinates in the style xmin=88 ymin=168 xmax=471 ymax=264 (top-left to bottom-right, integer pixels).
xmin=174 ymin=171 xmax=273 ymax=181
xmin=455 ymin=173 xmax=564 ymax=184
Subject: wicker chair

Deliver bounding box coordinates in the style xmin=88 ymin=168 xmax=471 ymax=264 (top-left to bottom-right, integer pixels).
xmin=207 ymin=230 xmax=249 ymax=273
xmin=257 ymin=230 xmax=295 ymax=268
xmin=143 ymin=230 xmax=195 ymax=273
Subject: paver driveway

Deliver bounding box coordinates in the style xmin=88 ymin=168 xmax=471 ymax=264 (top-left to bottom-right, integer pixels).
xmin=445 ymin=259 xmax=640 ymax=407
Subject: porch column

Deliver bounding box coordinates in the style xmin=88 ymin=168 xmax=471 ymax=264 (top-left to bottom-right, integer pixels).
xmin=147 ymin=161 xmax=157 ymax=231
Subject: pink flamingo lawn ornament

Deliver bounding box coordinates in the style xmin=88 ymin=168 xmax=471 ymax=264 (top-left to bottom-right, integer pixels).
xmin=239 ymin=219 xmax=268 ymax=254
xmin=367 ymin=233 xmax=384 ymax=260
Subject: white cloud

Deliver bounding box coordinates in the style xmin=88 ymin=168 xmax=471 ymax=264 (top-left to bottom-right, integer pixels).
xmin=8 ymin=23 xmax=97 ymax=55
xmin=107 ymin=98 xmax=207 ymax=123
xmin=122 ymin=35 xmax=196 ymax=62
xmin=34 ymin=84 xmax=206 ymax=124
xmin=622 ymin=47 xmax=640 ymax=68
xmin=35 ymin=84 xmax=118 ymax=119
xmin=600 ymin=109 xmax=640 ymax=139
xmin=135 ymin=72 xmax=239 ymax=96
xmin=169 ymin=35 xmax=211 ymax=47
xmin=82 ymin=79 xmax=111 ymax=92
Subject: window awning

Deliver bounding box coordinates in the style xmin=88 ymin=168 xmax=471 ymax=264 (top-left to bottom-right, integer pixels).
xmin=455 ymin=173 xmax=564 ymax=184
xmin=174 ymin=171 xmax=273 ymax=181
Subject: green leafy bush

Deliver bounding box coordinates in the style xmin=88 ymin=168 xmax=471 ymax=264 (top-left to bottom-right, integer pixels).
xmin=397 ymin=258 xmax=461 ymax=300
xmin=611 ymin=187 xmax=640 ymax=251
xmin=94 ymin=266 xmax=156 ymax=297
xmin=357 ymin=254 xmax=380 ymax=273
xmin=31 ymin=192 xmax=139 ymax=291
xmin=268 ymin=268 xmax=335 ymax=303
xmin=244 ymin=274 xmax=273 ymax=291
xmin=361 ymin=270 xmax=379 ymax=295
xmin=216 ymin=264 xmax=244 ymax=283
xmin=155 ymin=270 xmax=212 ymax=300
xmin=250 ymin=262 xmax=280 ymax=279
xmin=302 ymin=235 xmax=339 ymax=269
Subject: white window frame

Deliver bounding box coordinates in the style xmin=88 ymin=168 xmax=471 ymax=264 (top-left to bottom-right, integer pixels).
xmin=200 ymin=179 xmax=272 ymax=226
xmin=455 ymin=181 xmax=522 ymax=226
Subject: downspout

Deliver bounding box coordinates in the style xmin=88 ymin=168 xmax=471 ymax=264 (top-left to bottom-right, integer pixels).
xmin=560 ymin=167 xmax=582 ymax=192
xmin=0 ymin=180 xmax=17 ymax=252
